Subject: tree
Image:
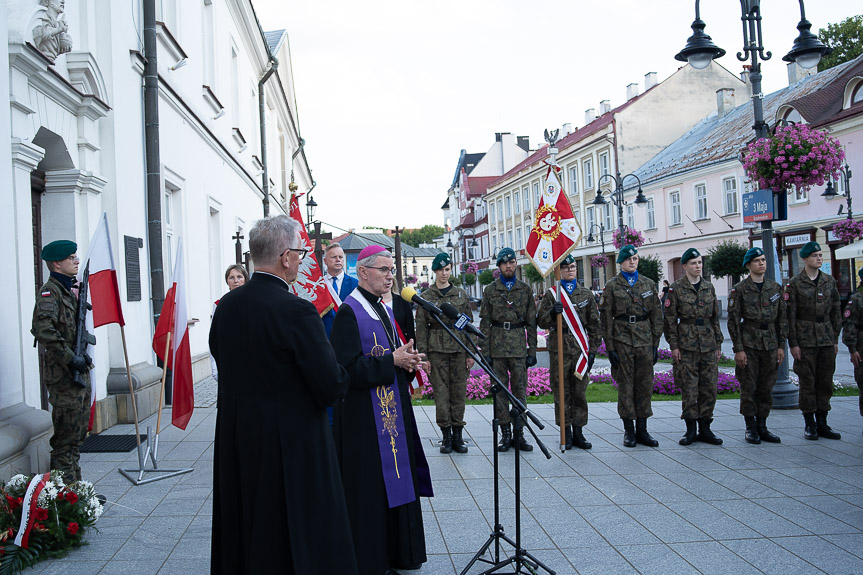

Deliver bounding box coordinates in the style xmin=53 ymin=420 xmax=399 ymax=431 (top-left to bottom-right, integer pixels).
xmin=462 ymin=273 xmax=476 ymax=286
xmin=637 ymin=254 xmax=663 ymax=284
xmin=479 ymin=269 xmax=495 ymax=286
xmin=450 ymin=275 xmax=462 ymax=287
xmin=400 ymin=225 xmax=445 ymax=248
xmin=522 ymin=264 xmax=544 ymax=285
xmin=818 ymin=15 xmax=863 ymax=72
xmin=706 ymin=240 xmax=748 ymax=283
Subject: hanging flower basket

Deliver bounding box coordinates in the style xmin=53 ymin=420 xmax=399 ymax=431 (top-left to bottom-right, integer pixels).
xmin=831 ymin=219 xmax=863 ymax=244
xmin=461 ymin=261 xmax=479 ymax=275
xmin=404 ymin=274 xmax=418 ymax=285
xmin=742 ymin=123 xmax=845 ymax=193
xmin=590 ymin=254 xmax=610 ymax=269
xmin=612 ymin=227 xmax=645 ymax=250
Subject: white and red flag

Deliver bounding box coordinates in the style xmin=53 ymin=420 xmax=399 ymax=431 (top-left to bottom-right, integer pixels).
xmin=551 ymin=286 xmax=591 ymax=379
xmin=13 ymin=473 xmax=51 ymax=549
xmin=525 ymin=162 xmax=582 ymax=277
xmin=152 ymin=238 xmax=194 ymax=430
xmin=286 ymin=194 xmax=337 ymax=317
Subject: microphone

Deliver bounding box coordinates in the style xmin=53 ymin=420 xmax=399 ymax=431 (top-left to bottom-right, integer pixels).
xmin=440 ymin=302 xmax=486 ymax=339
xmin=401 ymin=286 xmax=443 ymax=316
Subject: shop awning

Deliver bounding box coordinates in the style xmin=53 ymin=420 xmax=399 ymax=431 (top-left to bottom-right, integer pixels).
xmin=834 ymin=239 xmax=863 ymax=260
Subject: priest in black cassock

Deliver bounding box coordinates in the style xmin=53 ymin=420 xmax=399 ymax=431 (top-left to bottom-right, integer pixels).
xmin=209 ymin=215 xmax=358 ymax=575
xmin=331 ymin=245 xmax=433 ymax=575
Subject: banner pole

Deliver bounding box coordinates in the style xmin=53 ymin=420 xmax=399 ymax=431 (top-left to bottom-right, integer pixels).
xmin=155 ymin=332 xmax=171 ymax=436
xmin=555 ymin=267 xmax=566 ymax=452
xmin=119 ymin=325 xmax=144 ymax=470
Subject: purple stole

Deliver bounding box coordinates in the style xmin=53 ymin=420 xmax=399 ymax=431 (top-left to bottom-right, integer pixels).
xmin=344 ymin=293 xmax=416 ymax=508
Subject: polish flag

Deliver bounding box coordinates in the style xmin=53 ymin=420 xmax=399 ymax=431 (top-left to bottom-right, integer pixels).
xmin=152 ymin=238 xmax=194 ymax=430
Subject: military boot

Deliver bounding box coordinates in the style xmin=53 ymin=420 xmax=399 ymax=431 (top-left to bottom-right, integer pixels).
xmin=635 ymin=418 xmax=659 ymax=447
xmin=679 ymin=419 xmax=697 ymax=446
xmin=816 ymin=412 xmax=841 ymax=439
xmin=564 ymin=426 xmax=573 ymax=450
xmin=572 ymin=426 xmax=592 ymax=450
xmin=744 ymin=416 xmax=761 ymax=444
xmin=803 ymin=412 xmax=818 ymax=440
xmin=498 ymin=424 xmax=513 ymax=452
xmin=622 ymin=419 xmax=636 ymax=448
xmin=440 ymin=427 xmax=453 ymax=454
xmin=756 ymin=416 xmax=781 ymax=443
xmin=452 ymin=426 xmax=468 ymax=453
xmin=697 ymin=418 xmax=723 ymax=445
xmin=516 ymin=427 xmax=533 ymax=452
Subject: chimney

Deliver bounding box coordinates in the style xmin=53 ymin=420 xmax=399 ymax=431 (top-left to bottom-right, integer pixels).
xmin=740 ymin=65 xmax=753 ymax=98
xmin=585 ymin=108 xmax=597 ymax=124
xmin=561 ymin=123 xmax=573 ymax=137
xmin=644 ymin=71 xmax=658 ymax=90
xmin=599 ymin=100 xmax=611 ymax=114
xmin=495 ymin=132 xmax=502 ymax=142
xmin=787 ymin=61 xmax=816 ymax=86
xmin=716 ymin=88 xmax=735 ymax=118
xmin=516 ymin=135 xmax=530 ymax=152
xmin=626 ymin=82 xmax=639 ymax=101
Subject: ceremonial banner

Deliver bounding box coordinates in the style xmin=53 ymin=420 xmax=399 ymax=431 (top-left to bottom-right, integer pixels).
xmin=525 ymin=162 xmax=582 ymax=277
xmin=551 ymin=286 xmax=590 ymax=378
xmin=287 ymin=195 xmax=337 ymax=317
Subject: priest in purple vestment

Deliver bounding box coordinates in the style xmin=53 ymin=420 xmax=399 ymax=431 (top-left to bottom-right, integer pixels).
xmin=331 ymin=245 xmax=432 ymax=575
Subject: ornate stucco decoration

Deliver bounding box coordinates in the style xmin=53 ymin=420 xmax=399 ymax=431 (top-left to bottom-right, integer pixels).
xmin=32 ymin=0 xmax=72 ymax=62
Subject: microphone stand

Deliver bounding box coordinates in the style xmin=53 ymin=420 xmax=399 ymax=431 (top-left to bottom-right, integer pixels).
xmin=423 ymin=312 xmax=555 ymax=575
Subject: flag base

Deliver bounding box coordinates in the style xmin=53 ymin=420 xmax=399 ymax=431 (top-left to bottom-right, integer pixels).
xmin=119 ymin=425 xmax=193 ymax=486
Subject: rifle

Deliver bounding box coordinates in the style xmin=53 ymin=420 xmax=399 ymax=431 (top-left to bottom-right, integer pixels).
xmin=72 ymin=264 xmax=97 ymax=388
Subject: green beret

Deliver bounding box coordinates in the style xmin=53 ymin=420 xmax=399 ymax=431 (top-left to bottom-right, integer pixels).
xmin=431 ymin=252 xmax=451 ymax=271
xmin=800 ymin=241 xmax=821 ymax=259
xmin=41 ymin=240 xmax=77 ymax=262
xmin=497 ymin=247 xmax=516 ymax=266
xmin=616 ymin=245 xmax=638 ymax=264
xmin=681 ymin=247 xmax=700 ymax=265
xmin=561 ymin=254 xmax=575 ymax=267
xmin=742 ymin=247 xmax=763 ymax=267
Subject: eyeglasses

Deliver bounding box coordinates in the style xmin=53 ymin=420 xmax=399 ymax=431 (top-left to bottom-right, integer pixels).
xmin=364 ymin=266 xmax=396 ymax=276
xmin=280 ymin=248 xmax=309 ymax=259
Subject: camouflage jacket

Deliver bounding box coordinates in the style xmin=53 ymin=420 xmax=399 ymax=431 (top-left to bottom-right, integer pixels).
xmin=842 ymin=289 xmax=863 ymax=352
xmin=536 ymin=284 xmax=601 ymax=357
xmin=785 ymin=270 xmax=841 ymax=348
xmin=479 ymin=277 xmax=537 ymax=358
xmin=31 ymin=276 xmax=89 ymax=406
xmin=727 ymin=276 xmax=787 ymax=353
xmin=415 ymin=283 xmax=472 ymax=354
xmin=599 ymin=273 xmax=663 ymax=351
xmin=663 ymin=276 xmax=723 ymax=352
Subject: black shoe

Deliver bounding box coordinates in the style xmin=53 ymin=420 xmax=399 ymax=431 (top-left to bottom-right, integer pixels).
xmin=756 ymin=416 xmax=781 ymax=443
xmin=439 ymin=427 xmax=453 ymax=454
xmin=516 ymin=428 xmax=533 ymax=452
xmin=679 ymin=419 xmax=697 ymax=446
xmin=816 ymin=412 xmax=841 ymax=440
xmin=635 ymin=418 xmax=659 ymax=447
xmin=498 ymin=424 xmax=513 ymax=452
xmin=623 ymin=419 xmax=636 ymax=448
xmin=572 ymin=426 xmax=592 ymax=450
xmin=803 ymin=412 xmax=819 ymax=440
xmin=96 ymin=493 xmax=107 ymax=506
xmin=744 ymin=416 xmax=761 ymax=444
xmin=697 ymin=418 xmax=723 ymax=445
xmin=452 ymin=426 xmax=468 ymax=453
xmin=564 ymin=426 xmax=573 ymax=450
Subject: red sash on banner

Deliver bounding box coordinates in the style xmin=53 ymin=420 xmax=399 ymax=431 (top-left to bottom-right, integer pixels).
xmin=551 ymin=286 xmax=590 ymax=378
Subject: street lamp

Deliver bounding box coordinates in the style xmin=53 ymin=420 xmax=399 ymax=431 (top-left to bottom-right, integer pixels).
xmin=592 ymin=171 xmax=648 ymax=238
xmin=586 ymin=223 xmax=608 ymax=287
xmin=675 ymin=0 xmax=831 ymax=409
xmin=823 ymin=161 xmax=855 ymax=288
xmin=305 ymin=194 xmax=317 ymax=228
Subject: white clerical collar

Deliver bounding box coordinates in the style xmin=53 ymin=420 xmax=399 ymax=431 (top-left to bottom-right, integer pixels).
xmin=254 ymin=271 xmax=290 ymax=286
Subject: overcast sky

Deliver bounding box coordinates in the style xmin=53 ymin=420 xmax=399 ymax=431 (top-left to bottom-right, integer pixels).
xmin=253 ymin=1 xmax=859 ymax=233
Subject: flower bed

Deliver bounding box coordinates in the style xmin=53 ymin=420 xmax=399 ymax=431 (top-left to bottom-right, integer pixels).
xmin=591 ymin=369 xmax=740 ymax=395
xmin=595 ymin=341 xmax=732 ymax=363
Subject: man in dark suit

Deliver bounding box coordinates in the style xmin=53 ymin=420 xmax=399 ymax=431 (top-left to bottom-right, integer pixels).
xmin=209 ymin=215 xmax=357 ymax=575
xmin=322 ymin=242 xmax=359 ymax=336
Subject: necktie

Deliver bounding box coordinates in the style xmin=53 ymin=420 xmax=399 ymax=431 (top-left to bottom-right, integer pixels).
xmin=331 ymin=276 xmax=338 ymax=293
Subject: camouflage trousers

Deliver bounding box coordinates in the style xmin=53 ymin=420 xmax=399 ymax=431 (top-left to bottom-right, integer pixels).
xmin=854 ymin=359 xmax=863 ymax=417
xmin=611 ymin=343 xmax=654 ymax=420
xmin=549 ymin=351 xmax=589 ymax=427
xmin=737 ymin=348 xmax=777 ymax=418
xmin=794 ymin=346 xmax=836 ymax=414
xmin=674 ymin=349 xmax=718 ymax=420
xmin=428 ymin=351 xmax=468 ymax=429
xmin=49 ymin=386 xmax=90 ymax=482
xmin=492 ymin=356 xmax=527 ymax=425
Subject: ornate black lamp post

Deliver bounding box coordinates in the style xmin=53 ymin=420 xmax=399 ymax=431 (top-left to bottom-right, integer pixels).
xmin=586 ymin=223 xmax=608 ymax=286
xmin=823 ymin=161 xmax=855 ymax=288
xmin=592 ymin=172 xmax=648 ymax=238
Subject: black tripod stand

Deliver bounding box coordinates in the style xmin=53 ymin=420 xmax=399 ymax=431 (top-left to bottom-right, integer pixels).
xmin=424 ymin=313 xmax=555 ymax=574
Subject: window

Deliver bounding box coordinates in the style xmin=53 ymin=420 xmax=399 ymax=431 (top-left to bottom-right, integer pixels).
xmin=490 ymin=203 xmax=496 ymax=224
xmin=599 ymin=151 xmax=610 ymax=177
xmin=492 ymin=235 xmax=497 ymax=256
xmin=583 ymin=158 xmax=594 ymax=190
xmin=497 ymin=199 xmax=503 ymax=220
xmin=586 ymin=206 xmax=595 ymax=231
xmin=507 ymin=231 xmax=513 ymax=248
xmin=498 ymin=233 xmax=504 ymax=251
xmin=626 ymin=205 xmax=635 ymax=230
xmin=514 ymin=191 xmax=521 ymax=214
xmin=230 ymin=44 xmax=240 ymax=124
xmin=670 ymin=190 xmax=681 ymax=225
xmin=603 ymin=204 xmax=613 ymax=231
xmin=574 ymin=208 xmax=581 ymax=229
xmin=523 ymin=186 xmax=530 ymax=211
xmin=534 ymin=183 xmax=541 ymax=207
xmin=646 ymin=198 xmax=656 ymax=229
xmin=569 ymin=165 xmax=579 ymax=196
xmin=202 ymin=0 xmax=215 ymax=86
xmin=516 ymin=228 xmax=523 ymax=249
xmin=792 ymin=185 xmax=808 ymax=203
xmin=695 ymin=184 xmax=708 ymax=219
xmin=505 ymin=196 xmax=512 ymax=218
xmin=723 ymin=177 xmax=738 ymax=215
xmin=525 ymin=225 xmax=531 ymax=243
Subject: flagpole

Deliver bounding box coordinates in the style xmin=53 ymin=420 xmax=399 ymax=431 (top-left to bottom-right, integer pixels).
xmin=119 ymin=324 xmax=144 ymax=468
xmin=155 ymin=332 xmax=171 ymax=436
xmin=555 ymin=267 xmax=566 ymax=453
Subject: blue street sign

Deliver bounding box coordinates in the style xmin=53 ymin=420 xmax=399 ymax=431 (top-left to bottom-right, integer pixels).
xmin=742 ymin=188 xmax=774 ymax=223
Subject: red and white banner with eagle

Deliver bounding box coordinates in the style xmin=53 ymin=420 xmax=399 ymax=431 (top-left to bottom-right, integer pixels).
xmin=525 ymin=162 xmax=582 ymax=277
xmin=287 ymin=195 xmax=337 ymax=318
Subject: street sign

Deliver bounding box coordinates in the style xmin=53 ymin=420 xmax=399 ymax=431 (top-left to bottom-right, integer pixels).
xmin=743 ymin=188 xmax=774 ymax=223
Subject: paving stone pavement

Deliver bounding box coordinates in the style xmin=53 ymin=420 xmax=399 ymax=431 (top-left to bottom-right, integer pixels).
xmin=29 ymin=391 xmax=863 ymax=574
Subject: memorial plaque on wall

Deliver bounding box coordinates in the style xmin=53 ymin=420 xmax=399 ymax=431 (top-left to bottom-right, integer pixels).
xmin=124 ymin=236 xmax=143 ymax=302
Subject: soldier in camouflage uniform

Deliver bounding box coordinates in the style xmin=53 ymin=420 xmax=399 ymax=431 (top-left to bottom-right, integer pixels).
xmin=728 ymin=247 xmax=787 ymax=444
xmin=31 ymin=240 xmax=92 ymax=481
xmin=479 ymin=248 xmax=537 ymax=452
xmin=537 ymin=254 xmax=601 ymax=449
xmin=416 ymin=253 xmax=475 ymax=454
xmin=786 ymin=241 xmax=842 ymax=440
xmin=663 ymin=248 xmax=724 ymax=446
xmin=841 ymin=267 xmax=863 ymax=433
xmin=599 ymin=245 xmax=663 ymax=448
